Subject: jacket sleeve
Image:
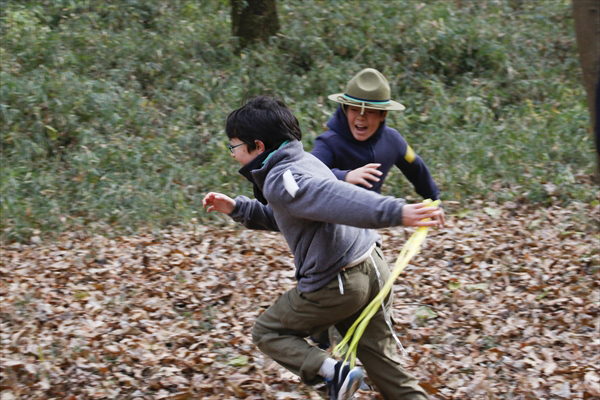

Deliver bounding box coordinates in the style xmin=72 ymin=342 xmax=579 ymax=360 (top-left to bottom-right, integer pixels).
xmin=394 ymin=137 xmax=439 ymax=200
xmin=311 ymin=136 xmax=349 ymax=182
xmin=229 ymin=195 xmax=280 ymax=231
xmin=270 ymin=172 xmax=406 ymax=229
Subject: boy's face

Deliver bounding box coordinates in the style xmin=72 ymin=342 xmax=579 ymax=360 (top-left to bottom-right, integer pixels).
xmin=230 ymin=138 xmax=264 ymax=166
xmin=346 ymin=106 xmax=387 ymax=141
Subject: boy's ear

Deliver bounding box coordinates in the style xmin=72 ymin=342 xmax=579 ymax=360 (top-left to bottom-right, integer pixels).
xmin=254 ymin=140 xmax=266 ymax=153
xmin=380 ymin=111 xmax=388 ymax=120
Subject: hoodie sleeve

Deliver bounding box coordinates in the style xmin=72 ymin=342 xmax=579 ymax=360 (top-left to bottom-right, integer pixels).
xmin=393 ymin=134 xmax=439 ymax=200
xmin=271 ymin=171 xmax=406 ymax=229
xmin=312 ymin=136 xmax=350 ymax=182
xmin=229 ymin=195 xmax=280 ymax=231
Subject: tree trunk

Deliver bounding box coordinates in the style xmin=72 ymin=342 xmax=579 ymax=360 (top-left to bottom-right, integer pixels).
xmin=231 ymin=0 xmax=280 ymax=49
xmin=572 ymin=0 xmax=600 ymax=160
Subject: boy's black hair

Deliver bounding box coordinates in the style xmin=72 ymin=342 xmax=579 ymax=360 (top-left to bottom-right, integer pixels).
xmin=226 ymin=95 xmax=302 ymax=151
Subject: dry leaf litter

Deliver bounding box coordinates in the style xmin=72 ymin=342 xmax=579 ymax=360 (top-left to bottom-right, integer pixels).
xmin=1 ymin=202 xmax=599 ymax=399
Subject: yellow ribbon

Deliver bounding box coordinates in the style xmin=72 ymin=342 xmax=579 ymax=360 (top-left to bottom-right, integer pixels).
xmin=333 ymin=199 xmax=441 ymax=367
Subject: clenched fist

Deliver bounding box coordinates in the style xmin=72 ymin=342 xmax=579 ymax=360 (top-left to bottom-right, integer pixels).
xmin=202 ymin=192 xmax=236 ymax=214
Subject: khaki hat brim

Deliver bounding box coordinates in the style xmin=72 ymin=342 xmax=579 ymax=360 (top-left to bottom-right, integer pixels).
xmin=328 ymin=93 xmax=405 ymax=111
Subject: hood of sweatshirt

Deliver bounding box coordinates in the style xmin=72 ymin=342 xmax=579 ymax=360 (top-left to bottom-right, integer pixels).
xmin=250 ymin=140 xmax=304 ymax=190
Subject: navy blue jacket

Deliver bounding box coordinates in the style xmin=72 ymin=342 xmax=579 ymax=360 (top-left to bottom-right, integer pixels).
xmin=312 ymin=107 xmax=439 ymax=199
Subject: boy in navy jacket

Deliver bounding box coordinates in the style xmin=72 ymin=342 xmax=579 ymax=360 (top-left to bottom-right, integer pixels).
xmin=312 ymin=68 xmax=441 ymax=201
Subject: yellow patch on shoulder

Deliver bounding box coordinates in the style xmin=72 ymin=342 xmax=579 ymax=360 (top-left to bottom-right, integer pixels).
xmin=405 ymin=145 xmax=416 ymax=163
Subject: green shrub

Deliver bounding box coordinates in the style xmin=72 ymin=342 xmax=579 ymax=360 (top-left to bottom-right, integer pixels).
xmin=1 ymin=0 xmax=595 ymax=242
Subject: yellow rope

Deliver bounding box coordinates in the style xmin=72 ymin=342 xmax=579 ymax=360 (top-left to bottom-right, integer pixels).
xmin=333 ymin=199 xmax=441 ymax=368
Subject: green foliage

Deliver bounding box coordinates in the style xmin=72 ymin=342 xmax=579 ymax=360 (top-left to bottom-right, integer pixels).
xmin=1 ymin=0 xmax=596 ymax=242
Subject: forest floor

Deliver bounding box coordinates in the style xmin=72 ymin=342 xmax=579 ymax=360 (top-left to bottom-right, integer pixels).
xmin=1 ymin=201 xmax=599 ymax=399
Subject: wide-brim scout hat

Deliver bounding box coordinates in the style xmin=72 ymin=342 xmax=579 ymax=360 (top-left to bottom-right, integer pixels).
xmin=328 ymin=68 xmax=405 ymax=112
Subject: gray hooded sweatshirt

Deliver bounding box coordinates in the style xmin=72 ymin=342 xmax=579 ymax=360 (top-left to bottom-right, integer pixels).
xmin=229 ymin=140 xmax=406 ymax=292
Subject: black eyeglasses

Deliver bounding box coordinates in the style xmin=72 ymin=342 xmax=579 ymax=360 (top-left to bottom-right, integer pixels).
xmin=227 ymin=143 xmax=245 ymax=153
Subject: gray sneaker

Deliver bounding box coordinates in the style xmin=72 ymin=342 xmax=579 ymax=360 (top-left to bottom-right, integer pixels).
xmin=326 ymin=361 xmax=364 ymax=400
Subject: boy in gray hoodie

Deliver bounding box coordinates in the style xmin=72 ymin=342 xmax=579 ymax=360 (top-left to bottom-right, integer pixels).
xmin=203 ymin=96 xmax=441 ymax=400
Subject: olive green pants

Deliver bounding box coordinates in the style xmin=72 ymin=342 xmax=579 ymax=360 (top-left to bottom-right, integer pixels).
xmin=251 ymin=246 xmax=430 ymax=399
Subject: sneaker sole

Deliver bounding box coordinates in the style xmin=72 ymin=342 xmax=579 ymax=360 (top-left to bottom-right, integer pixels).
xmin=338 ymin=368 xmax=364 ymax=400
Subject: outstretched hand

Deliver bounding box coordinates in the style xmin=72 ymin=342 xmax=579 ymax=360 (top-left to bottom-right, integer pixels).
xmin=202 ymin=192 xmax=236 ymax=214
xmin=402 ymin=202 xmax=444 ymax=227
xmin=345 ymin=163 xmax=383 ymax=188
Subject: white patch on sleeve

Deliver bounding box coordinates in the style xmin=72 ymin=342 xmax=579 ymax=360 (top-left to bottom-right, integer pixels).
xmin=282 ymin=169 xmax=299 ymax=198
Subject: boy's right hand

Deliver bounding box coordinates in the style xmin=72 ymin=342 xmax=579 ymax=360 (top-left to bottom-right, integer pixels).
xmin=345 ymin=163 xmax=383 ymax=188
xmin=402 ymin=203 xmax=444 ymax=227
xmin=202 ymin=192 xmax=236 ymax=214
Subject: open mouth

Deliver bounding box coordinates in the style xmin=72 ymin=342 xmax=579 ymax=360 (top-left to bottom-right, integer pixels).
xmin=355 ymin=124 xmax=368 ymax=134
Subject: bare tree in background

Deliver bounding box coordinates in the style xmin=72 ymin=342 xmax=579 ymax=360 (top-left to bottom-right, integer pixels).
xmin=572 ymin=0 xmax=600 ymax=161
xmin=231 ymin=0 xmax=280 ymax=49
